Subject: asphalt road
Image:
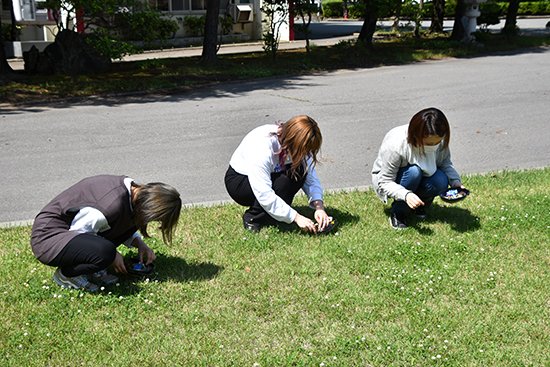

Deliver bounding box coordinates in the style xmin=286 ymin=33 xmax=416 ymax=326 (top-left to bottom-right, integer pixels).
xmin=1 ymin=46 xmax=549 ymax=225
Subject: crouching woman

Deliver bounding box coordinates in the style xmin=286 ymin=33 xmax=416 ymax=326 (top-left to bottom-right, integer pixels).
xmin=224 ymin=115 xmax=331 ymax=233
xmin=372 ymin=108 xmax=465 ymax=229
xmin=31 ymin=174 xmax=181 ymax=292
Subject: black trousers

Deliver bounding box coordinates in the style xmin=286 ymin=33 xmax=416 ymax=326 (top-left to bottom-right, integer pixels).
xmin=48 ymin=233 xmax=117 ymax=277
xmin=224 ymin=165 xmax=306 ymax=224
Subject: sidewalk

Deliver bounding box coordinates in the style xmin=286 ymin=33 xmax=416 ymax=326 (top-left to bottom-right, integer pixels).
xmin=7 ymin=35 xmax=355 ymax=71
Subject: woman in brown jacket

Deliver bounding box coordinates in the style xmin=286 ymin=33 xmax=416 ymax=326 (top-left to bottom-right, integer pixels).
xmin=31 ymin=175 xmax=181 ymax=292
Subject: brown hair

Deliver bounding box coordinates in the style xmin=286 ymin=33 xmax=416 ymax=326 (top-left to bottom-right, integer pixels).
xmin=407 ymin=107 xmax=450 ymax=154
xmin=131 ymin=182 xmax=182 ymax=244
xmin=278 ymin=115 xmax=322 ymax=178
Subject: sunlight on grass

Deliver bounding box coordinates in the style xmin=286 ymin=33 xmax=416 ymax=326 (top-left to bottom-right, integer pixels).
xmin=0 ymin=168 xmax=548 ymax=366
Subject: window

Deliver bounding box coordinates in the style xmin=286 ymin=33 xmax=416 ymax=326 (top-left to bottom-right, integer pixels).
xmin=149 ymin=0 xmax=218 ymax=11
xmin=191 ymin=0 xmax=206 ymax=10
xmin=149 ymin=0 xmax=169 ymax=11
xmin=171 ymin=0 xmax=188 ymax=11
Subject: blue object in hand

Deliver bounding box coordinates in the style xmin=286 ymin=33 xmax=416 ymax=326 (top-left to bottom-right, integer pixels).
xmin=132 ymin=263 xmax=145 ymax=271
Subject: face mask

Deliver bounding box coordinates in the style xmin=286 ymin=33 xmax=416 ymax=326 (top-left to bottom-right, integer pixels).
xmin=423 ymin=144 xmax=439 ymax=153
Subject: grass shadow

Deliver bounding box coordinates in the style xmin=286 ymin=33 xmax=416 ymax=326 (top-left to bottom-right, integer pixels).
xmin=427 ymin=203 xmax=481 ymax=233
xmin=383 ymin=202 xmax=480 ymax=234
xmin=106 ymin=254 xmax=222 ymax=294
xmin=152 ymin=254 xmax=223 ymax=282
xmin=273 ymin=205 xmax=361 ymax=234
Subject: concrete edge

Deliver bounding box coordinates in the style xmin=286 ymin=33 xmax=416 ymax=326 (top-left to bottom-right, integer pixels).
xmin=2 ymin=166 xmax=548 ymax=229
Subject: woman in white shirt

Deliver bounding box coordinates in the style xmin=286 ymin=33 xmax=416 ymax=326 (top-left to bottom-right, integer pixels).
xmin=225 ymin=115 xmax=330 ymax=233
xmin=372 ymin=108 xmax=465 ymax=229
xmin=31 ymin=175 xmax=181 ymax=292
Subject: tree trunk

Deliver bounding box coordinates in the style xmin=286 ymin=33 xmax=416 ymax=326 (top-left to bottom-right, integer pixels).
xmin=503 ymin=0 xmax=520 ymax=34
xmin=430 ymin=0 xmax=445 ymax=33
xmin=450 ymin=0 xmax=466 ymax=40
xmin=357 ymin=0 xmax=378 ymax=48
xmin=8 ymin=0 xmax=17 ymax=41
xmin=202 ymin=0 xmax=221 ymax=64
xmin=0 ymin=1 xmax=15 ymax=76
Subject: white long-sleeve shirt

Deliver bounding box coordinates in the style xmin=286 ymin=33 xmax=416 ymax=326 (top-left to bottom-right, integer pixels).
xmin=68 ymin=177 xmax=141 ymax=247
xmin=229 ymin=124 xmax=324 ymax=223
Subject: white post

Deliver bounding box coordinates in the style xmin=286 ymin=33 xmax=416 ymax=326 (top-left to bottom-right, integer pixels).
xmin=462 ymin=0 xmax=487 ymax=42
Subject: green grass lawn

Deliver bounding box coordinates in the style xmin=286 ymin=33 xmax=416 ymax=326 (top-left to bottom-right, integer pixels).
xmin=1 ymin=169 xmax=548 ymax=366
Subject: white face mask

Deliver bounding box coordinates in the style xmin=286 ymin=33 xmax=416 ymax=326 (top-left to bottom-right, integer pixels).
xmin=423 ymin=144 xmax=439 ymax=153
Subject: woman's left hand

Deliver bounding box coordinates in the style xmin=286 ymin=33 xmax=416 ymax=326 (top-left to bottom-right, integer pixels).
xmin=314 ymin=209 xmax=330 ymax=232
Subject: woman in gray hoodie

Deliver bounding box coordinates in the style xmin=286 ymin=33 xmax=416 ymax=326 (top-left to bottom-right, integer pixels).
xmin=372 ymin=108 xmax=465 ymax=229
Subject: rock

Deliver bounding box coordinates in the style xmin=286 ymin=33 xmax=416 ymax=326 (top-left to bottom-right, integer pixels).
xmin=23 ymin=30 xmax=111 ymax=75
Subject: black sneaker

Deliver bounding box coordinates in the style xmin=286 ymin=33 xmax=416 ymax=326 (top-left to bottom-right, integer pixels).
xmin=414 ymin=206 xmax=427 ymax=220
xmin=242 ymin=214 xmax=261 ymax=233
xmin=389 ymin=212 xmax=407 ymax=229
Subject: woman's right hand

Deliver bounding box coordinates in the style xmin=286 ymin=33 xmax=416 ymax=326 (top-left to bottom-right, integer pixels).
xmin=294 ymin=213 xmax=317 ymax=233
xmin=112 ymin=251 xmax=128 ymax=274
xmin=405 ymin=192 xmax=424 ymax=209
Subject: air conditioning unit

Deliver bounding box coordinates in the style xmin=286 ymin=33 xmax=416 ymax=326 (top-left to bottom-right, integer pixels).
xmin=227 ymin=4 xmax=253 ymax=23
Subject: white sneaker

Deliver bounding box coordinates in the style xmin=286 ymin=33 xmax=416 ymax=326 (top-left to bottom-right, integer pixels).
xmin=53 ymin=269 xmax=99 ymax=292
xmin=90 ymin=269 xmax=119 ymax=286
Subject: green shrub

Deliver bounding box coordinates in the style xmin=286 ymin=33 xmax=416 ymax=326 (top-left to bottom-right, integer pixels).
xmin=478 ymin=1 xmax=502 ymax=28
xmin=184 ymin=15 xmax=205 ymax=37
xmin=322 ymin=1 xmax=344 ymax=18
xmin=220 ymin=15 xmax=233 ymax=35
xmin=496 ymin=1 xmax=550 ymax=16
xmin=115 ymin=10 xmax=178 ymax=43
xmin=84 ymin=28 xmax=139 ymax=60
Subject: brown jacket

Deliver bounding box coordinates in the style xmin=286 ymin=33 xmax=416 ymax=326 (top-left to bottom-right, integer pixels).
xmin=31 ymin=175 xmax=136 ymax=264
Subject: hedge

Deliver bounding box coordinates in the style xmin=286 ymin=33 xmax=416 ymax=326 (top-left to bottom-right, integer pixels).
xmin=321 ymin=0 xmax=550 ymax=19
